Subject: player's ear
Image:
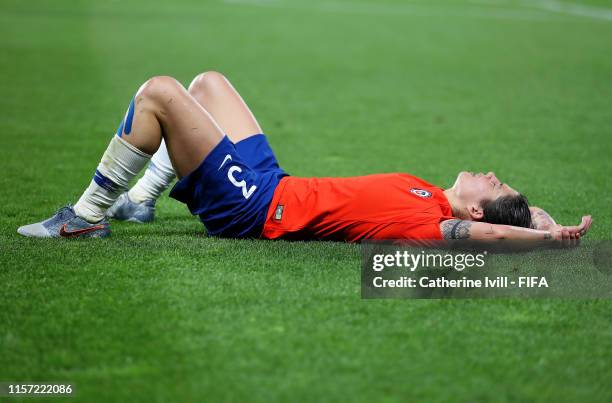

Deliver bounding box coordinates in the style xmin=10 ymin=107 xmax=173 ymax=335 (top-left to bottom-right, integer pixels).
xmin=467 ymin=203 xmax=484 ymax=221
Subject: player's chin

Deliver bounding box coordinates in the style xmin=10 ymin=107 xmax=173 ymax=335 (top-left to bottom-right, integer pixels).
xmin=453 ymin=171 xmax=469 ymax=186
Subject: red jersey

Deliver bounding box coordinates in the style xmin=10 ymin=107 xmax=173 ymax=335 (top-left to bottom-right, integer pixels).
xmin=261 ymin=173 xmax=456 ymax=243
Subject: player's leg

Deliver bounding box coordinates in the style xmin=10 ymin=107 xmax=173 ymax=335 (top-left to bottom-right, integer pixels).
xmin=107 ymin=139 xmax=175 ymax=223
xmin=18 ymin=76 xmax=225 ymax=238
xmin=187 ymin=71 xmax=263 ymax=143
xmin=167 ymin=72 xmax=285 ymax=238
xmin=108 ymin=71 xmax=265 ymax=222
xmin=126 ymin=76 xmax=225 ymax=177
xmin=190 ymin=71 xmax=282 ymax=174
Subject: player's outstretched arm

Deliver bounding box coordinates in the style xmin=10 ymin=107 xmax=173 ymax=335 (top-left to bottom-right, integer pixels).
xmin=440 ymin=216 xmax=592 ymax=248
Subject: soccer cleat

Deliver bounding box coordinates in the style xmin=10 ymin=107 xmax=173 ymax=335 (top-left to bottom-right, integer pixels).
xmin=17 ymin=205 xmax=110 ymax=238
xmin=106 ymin=192 xmax=156 ymax=223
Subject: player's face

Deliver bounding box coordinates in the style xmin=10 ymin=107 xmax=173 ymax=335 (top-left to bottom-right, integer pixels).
xmin=452 ymin=171 xmax=518 ymax=204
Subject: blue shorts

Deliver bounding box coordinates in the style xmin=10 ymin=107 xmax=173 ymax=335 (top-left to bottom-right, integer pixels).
xmin=169 ymin=134 xmax=288 ymax=238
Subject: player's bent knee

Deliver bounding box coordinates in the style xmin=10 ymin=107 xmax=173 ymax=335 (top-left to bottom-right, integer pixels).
xmin=138 ymin=75 xmax=183 ymax=103
xmin=187 ymin=71 xmax=228 ymax=96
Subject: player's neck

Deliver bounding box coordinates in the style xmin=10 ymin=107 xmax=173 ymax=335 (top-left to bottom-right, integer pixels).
xmin=443 ymin=188 xmax=469 ymax=220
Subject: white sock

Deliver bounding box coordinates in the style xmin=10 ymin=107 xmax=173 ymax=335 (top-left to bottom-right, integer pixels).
xmin=128 ymin=139 xmax=176 ymax=203
xmin=74 ymin=136 xmax=151 ymax=223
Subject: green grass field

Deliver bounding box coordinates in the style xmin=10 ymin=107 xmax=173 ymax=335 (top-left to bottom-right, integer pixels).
xmin=1 ymin=0 xmax=611 ymax=401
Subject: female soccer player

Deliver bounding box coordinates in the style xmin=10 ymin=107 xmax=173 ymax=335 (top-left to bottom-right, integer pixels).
xmin=17 ymin=72 xmax=591 ymax=246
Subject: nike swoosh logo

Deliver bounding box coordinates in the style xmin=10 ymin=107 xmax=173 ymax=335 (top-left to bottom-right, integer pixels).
xmin=218 ymin=154 xmax=232 ymax=170
xmin=59 ymin=223 xmax=106 ymax=238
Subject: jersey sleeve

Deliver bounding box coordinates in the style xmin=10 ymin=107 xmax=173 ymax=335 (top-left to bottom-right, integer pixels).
xmin=398 ymin=222 xmax=443 ymax=241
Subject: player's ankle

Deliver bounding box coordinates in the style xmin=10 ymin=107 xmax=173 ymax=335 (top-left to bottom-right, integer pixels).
xmin=73 ymin=203 xmax=105 ymax=224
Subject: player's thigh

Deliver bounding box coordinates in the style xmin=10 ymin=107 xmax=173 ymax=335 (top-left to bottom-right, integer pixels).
xmin=187 ymin=71 xmax=262 ymax=143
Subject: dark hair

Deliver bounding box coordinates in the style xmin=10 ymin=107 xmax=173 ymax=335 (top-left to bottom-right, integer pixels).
xmin=481 ymin=194 xmax=532 ymax=228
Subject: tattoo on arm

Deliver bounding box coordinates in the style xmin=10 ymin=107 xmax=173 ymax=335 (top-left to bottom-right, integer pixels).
xmin=531 ymin=210 xmax=556 ymax=230
xmin=441 ymin=220 xmax=472 ymax=240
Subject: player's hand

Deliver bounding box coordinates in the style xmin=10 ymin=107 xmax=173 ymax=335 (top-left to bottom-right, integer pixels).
xmin=560 ymin=215 xmax=592 ymax=237
xmin=548 ymin=216 xmax=592 ymax=248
